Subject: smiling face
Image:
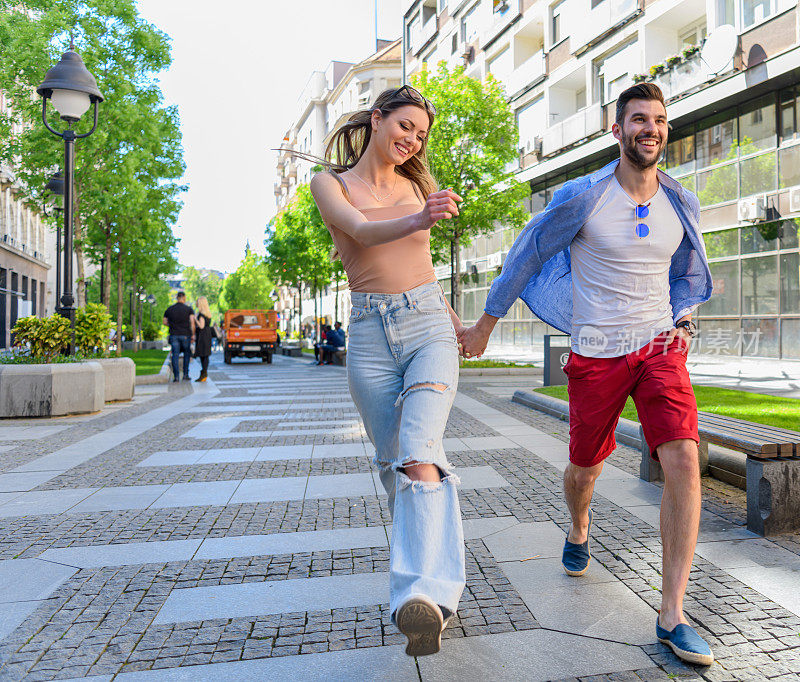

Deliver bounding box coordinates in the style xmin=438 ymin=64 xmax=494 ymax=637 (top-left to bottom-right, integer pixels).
xmin=613 ymin=98 xmax=668 ymax=171
xmin=371 ymin=104 xmax=430 ymax=165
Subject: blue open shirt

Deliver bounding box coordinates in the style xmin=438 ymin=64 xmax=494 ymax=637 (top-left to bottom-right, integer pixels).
xmin=484 ymin=159 xmax=713 ymax=333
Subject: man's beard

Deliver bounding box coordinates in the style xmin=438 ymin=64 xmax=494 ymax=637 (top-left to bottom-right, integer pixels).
xmin=621 ymin=128 xmax=664 ymax=170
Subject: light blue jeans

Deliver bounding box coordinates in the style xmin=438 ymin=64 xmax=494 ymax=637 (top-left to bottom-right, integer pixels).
xmin=347 ymin=282 xmax=465 ymax=618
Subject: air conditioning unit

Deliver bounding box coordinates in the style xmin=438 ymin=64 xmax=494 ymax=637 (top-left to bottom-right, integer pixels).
xmin=461 ymin=46 xmax=475 ymax=65
xmin=738 ymin=196 xmax=766 ymax=222
xmin=789 ymin=185 xmax=800 ymax=213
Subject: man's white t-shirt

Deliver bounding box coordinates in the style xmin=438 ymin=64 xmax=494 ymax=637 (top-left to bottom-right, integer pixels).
xmin=570 ymin=175 xmax=684 ymax=358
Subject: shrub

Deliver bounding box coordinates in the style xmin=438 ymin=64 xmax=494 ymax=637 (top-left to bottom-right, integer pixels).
xmin=141 ymin=321 xmax=162 ymax=341
xmin=74 ymin=303 xmax=114 ymax=357
xmin=11 ymin=315 xmax=71 ymax=362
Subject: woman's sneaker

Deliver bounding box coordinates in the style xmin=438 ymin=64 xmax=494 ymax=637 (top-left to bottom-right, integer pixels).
xmin=396 ymin=594 xmax=444 ymax=657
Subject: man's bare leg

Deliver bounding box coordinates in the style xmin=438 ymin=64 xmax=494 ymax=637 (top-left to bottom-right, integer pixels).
xmin=656 ymin=438 xmax=701 ymax=630
xmin=563 ymin=461 xmax=604 ymax=543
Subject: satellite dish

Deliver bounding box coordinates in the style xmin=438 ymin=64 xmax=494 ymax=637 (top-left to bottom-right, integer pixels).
xmin=701 ymin=25 xmax=738 ymax=75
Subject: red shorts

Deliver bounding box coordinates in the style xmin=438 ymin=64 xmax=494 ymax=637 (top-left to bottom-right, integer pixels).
xmin=563 ymin=332 xmax=699 ymax=468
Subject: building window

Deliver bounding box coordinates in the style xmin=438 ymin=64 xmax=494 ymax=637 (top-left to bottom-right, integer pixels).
xmin=492 ymin=0 xmax=508 ymax=13
xmin=438 ymin=0 xmax=447 ymax=12
xmin=451 ymin=32 xmax=459 ymax=54
xmin=551 ymin=1 xmax=565 ymax=44
xmin=716 ymin=0 xmax=735 ymax=27
xmin=461 ymin=3 xmax=481 ymax=44
xmin=742 ymin=0 xmax=774 ymax=29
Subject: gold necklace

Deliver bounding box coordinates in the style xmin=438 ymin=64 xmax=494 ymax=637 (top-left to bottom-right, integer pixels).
xmin=350 ymin=170 xmax=397 ymax=202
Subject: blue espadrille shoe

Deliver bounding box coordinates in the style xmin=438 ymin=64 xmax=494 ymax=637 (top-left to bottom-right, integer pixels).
xmin=656 ymin=617 xmax=714 ymax=666
xmin=562 ymin=508 xmax=592 ymax=576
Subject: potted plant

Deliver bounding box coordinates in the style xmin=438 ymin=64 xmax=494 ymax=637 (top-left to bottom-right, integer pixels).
xmin=682 ymin=44 xmax=700 ymax=59
xmin=649 ymin=63 xmax=667 ymax=77
xmin=632 ymin=73 xmax=649 ymax=84
xmin=666 ymin=54 xmax=682 ymax=68
xmin=0 ymin=314 xmax=104 ymax=417
xmin=75 ymin=303 xmax=134 ymax=402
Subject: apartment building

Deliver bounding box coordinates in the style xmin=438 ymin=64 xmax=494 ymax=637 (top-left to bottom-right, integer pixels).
xmin=0 ymin=87 xmax=55 ymax=348
xmin=272 ymin=40 xmax=402 ymax=336
xmin=403 ymin=0 xmax=800 ymax=359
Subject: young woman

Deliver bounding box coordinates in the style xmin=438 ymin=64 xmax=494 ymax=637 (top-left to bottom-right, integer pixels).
xmin=193 ymin=296 xmax=213 ymax=382
xmin=309 ymin=85 xmax=465 ymax=657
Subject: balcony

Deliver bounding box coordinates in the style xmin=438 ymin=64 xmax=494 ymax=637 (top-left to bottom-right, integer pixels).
xmin=650 ymin=54 xmax=710 ymax=103
xmin=542 ymin=103 xmax=604 ymax=157
xmin=507 ymin=50 xmax=545 ymax=98
xmin=287 ymin=163 xmax=297 ymax=180
xmin=411 ymin=14 xmax=438 ymax=55
xmin=481 ymin=3 xmax=521 ymax=49
xmin=572 ymin=0 xmax=639 ymax=54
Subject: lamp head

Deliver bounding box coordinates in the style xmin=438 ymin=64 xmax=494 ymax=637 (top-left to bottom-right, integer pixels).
xmin=37 ymin=50 xmax=104 ymax=122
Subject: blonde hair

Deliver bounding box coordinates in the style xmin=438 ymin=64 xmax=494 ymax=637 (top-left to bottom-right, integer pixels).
xmin=196 ymin=296 xmax=212 ymax=318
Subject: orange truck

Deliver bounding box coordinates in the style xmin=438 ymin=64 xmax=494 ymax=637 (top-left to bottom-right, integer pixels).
xmin=222 ymin=309 xmax=278 ymax=364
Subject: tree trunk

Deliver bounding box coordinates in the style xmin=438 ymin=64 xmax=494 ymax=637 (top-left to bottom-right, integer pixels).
xmin=449 ymin=233 xmax=462 ymax=318
xmin=296 ymin=283 xmax=302 ymax=340
xmin=138 ymin=292 xmax=143 ymax=349
xmin=334 ymin=276 xmax=339 ymax=324
xmin=115 ymin=250 xmax=123 ymax=357
xmin=131 ymin=270 xmax=138 ymax=351
xmin=313 ymin=279 xmax=319 ymax=341
xmin=103 ymin=225 xmax=112 ymax=308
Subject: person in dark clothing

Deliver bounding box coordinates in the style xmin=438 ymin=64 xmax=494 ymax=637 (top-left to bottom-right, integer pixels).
xmin=320 ymin=321 xmax=346 ymax=364
xmin=163 ymin=291 xmax=196 ymax=382
xmin=315 ymin=324 xmax=331 ymax=365
xmin=194 ymin=296 xmax=214 ymax=382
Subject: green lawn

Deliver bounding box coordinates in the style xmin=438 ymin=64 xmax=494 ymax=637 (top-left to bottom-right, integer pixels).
xmin=460 ymin=358 xmax=536 ymax=368
xmin=302 ymin=347 xmax=314 ymax=355
xmin=534 ymin=385 xmax=800 ymax=431
xmin=121 ymin=349 xmax=169 ymax=376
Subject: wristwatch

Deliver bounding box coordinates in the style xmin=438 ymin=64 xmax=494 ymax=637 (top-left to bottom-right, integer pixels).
xmin=676 ymin=320 xmax=697 ymax=337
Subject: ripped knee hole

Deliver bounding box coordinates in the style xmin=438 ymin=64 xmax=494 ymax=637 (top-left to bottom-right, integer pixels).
xmin=394 ymin=382 xmax=449 ymax=406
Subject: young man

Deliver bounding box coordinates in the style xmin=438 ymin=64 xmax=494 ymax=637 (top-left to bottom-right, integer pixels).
xmin=163 ymin=291 xmax=196 ymax=382
xmin=459 ymin=84 xmax=714 ymax=665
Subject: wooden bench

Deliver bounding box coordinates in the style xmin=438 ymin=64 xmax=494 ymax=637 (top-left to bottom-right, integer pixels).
xmin=639 ymin=412 xmax=800 ymax=536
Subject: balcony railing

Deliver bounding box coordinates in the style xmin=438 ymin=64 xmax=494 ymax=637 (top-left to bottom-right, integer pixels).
xmin=507 ymin=50 xmax=546 ymax=97
xmin=480 ymin=3 xmax=521 ymax=48
xmin=651 ymin=54 xmax=710 ymax=102
xmin=542 ymin=103 xmax=603 ymax=157
xmin=411 ymin=14 xmax=437 ymax=55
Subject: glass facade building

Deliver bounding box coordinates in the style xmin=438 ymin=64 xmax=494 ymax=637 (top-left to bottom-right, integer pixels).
xmin=441 ymin=82 xmax=800 ymax=359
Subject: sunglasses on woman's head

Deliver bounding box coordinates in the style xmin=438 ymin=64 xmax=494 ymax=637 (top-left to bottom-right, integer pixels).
xmin=635 ymin=203 xmax=650 ymax=238
xmin=394 ymin=84 xmax=437 ymax=115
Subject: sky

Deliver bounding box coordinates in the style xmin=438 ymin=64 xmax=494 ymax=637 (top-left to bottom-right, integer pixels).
xmin=135 ymin=0 xmax=403 ymax=274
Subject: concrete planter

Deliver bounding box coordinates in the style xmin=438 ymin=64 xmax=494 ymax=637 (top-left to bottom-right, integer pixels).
xmin=0 ymin=361 xmax=104 ymax=418
xmin=122 ymin=341 xmax=166 ymax=351
xmin=95 ymin=357 xmax=135 ymax=402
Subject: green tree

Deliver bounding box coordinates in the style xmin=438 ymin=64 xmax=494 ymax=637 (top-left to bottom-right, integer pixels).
xmin=412 ymin=63 xmax=529 ymax=316
xmin=182 ymin=266 xmax=223 ymax=314
xmin=0 ymin=0 xmax=185 ymax=309
xmin=266 ymin=185 xmax=342 ymax=334
xmin=221 ymin=249 xmax=274 ymax=311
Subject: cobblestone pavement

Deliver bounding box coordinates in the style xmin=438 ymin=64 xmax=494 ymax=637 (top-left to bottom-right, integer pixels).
xmin=0 ymin=354 xmax=797 ymax=681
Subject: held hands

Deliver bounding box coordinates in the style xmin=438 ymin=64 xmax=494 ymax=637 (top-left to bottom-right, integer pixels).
xmin=456 ymin=324 xmax=491 ymax=359
xmin=418 ymin=189 xmax=463 ymax=230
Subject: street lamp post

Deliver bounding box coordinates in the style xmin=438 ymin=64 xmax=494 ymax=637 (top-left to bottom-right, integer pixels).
xmin=99 ymin=257 xmax=106 ymax=305
xmin=146 ymin=294 xmax=156 ymax=323
xmin=37 ymin=48 xmax=104 ymax=353
xmin=43 ymin=170 xmax=64 ymax=313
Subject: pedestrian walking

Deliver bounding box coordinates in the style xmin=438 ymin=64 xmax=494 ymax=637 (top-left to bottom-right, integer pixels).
xmin=194 ymin=296 xmax=213 ymax=383
xmin=309 ymin=85 xmax=466 ymax=656
xmin=459 ymin=83 xmax=714 ymax=666
xmin=163 ymin=291 xmax=196 ymax=382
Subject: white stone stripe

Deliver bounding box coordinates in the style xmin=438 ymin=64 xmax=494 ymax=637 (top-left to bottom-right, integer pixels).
xmin=153 ymin=572 xmax=388 ymax=624
xmin=112 ymin=641 xmax=418 ymax=681
xmin=10 ymin=382 xmax=220 ymax=476
xmin=0 ymin=466 xmax=509 ymax=517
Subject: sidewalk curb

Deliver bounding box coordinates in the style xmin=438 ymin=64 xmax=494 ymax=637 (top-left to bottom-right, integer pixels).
xmin=459 ymin=367 xmax=542 ymax=375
